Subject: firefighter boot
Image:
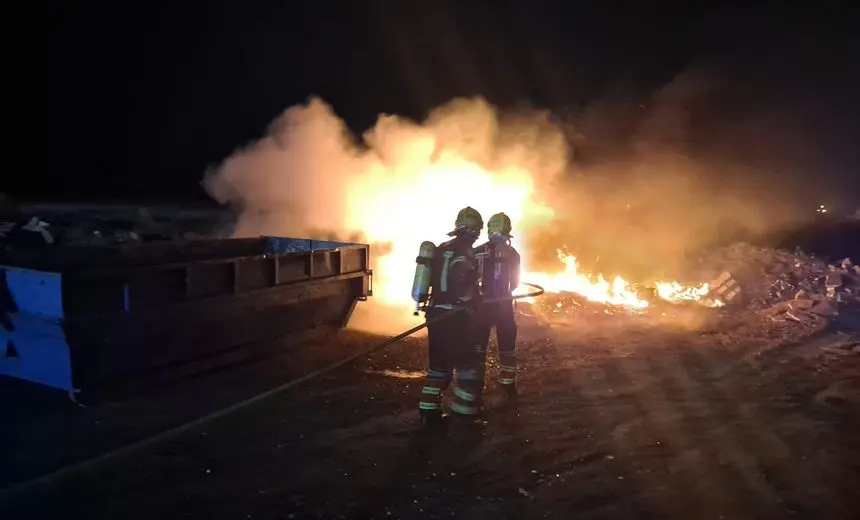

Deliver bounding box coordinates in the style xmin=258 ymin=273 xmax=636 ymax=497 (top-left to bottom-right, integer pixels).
xmin=501 ymin=381 xmax=518 ymax=401
xmin=420 ymin=409 xmax=448 ymax=431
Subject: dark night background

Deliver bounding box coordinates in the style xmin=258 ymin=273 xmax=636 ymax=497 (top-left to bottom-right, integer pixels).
xmin=20 ymin=1 xmax=860 ymax=208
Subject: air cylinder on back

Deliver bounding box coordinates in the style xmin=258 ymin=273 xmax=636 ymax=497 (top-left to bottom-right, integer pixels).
xmin=411 ymin=241 xmax=437 ymax=312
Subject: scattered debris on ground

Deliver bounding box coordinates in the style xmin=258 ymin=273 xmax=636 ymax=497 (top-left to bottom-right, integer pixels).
xmin=694 ymin=243 xmax=860 ymax=309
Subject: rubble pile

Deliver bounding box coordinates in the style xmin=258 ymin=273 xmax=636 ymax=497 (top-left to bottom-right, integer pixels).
xmin=693 ymin=243 xmax=860 ymax=327
xmin=524 ymin=242 xmax=860 ymax=333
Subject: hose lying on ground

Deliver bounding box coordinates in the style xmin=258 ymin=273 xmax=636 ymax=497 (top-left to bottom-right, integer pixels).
xmin=0 ymin=283 xmax=546 ymax=499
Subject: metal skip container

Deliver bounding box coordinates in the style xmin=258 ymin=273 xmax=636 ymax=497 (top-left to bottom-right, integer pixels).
xmin=0 ymin=236 xmax=373 ymax=397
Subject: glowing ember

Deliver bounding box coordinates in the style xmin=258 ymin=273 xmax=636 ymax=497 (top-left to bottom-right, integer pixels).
xmin=654 ymin=280 xmax=724 ymax=308
xmin=654 ymin=281 xmax=710 ymax=303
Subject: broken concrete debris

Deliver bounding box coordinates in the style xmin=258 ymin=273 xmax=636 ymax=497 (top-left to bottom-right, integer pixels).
xmin=689 ymin=243 xmax=860 ymax=328
xmin=709 ymin=270 xmax=742 ymax=304
xmin=825 ymin=272 xmax=843 ymax=298
xmin=758 ymin=298 xmax=838 ymax=320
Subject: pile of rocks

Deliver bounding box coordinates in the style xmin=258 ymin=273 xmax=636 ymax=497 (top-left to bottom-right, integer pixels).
xmin=693 ymin=242 xmax=860 ymax=324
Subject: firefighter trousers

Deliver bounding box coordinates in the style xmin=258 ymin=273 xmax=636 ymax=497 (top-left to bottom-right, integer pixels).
xmin=475 ymin=300 xmax=518 ymax=388
xmin=419 ymin=306 xmax=483 ymax=417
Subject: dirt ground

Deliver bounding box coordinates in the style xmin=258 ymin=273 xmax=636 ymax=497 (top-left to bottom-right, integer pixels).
xmin=1 ymin=305 xmax=858 ymax=520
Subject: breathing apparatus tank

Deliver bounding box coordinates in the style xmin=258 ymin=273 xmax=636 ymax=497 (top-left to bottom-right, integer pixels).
xmin=411 ymin=241 xmax=437 ymax=315
xmin=494 ymin=241 xmax=512 ymax=292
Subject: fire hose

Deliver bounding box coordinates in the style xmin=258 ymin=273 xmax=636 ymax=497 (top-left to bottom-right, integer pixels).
xmin=0 ymin=283 xmax=545 ymax=499
xmin=341 ymin=282 xmax=545 ymax=362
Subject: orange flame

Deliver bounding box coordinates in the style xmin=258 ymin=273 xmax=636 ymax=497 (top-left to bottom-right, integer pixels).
xmin=344 ymin=157 xmax=711 ymax=312
xmin=516 ymin=249 xmax=712 ymax=309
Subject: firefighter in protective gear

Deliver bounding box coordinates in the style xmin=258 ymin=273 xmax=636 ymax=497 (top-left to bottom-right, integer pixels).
xmin=418 ymin=206 xmax=484 ymax=427
xmin=473 ymin=212 xmax=521 ymax=399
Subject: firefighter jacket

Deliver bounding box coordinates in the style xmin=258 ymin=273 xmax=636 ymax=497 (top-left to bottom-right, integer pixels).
xmin=427 ymin=236 xmax=480 ymax=310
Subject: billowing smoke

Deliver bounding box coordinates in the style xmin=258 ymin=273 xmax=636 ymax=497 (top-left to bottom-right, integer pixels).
xmin=203 ymin=68 xmax=821 ymax=334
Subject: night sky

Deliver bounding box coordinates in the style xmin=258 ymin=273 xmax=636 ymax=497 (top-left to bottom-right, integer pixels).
xmin=21 ymin=1 xmax=860 ymax=206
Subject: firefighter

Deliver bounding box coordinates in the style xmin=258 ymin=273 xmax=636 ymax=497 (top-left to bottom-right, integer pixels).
xmin=473 ymin=212 xmax=521 ymax=399
xmin=418 ymin=206 xmax=484 ymax=428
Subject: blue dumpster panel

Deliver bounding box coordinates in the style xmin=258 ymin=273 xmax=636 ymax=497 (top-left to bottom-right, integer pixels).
xmin=3 ymin=267 xmax=64 ymax=319
xmin=0 ymin=313 xmax=73 ymax=391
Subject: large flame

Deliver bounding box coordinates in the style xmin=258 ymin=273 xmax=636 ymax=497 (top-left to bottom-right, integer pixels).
xmin=519 ymin=250 xmax=649 ymax=308
xmin=346 ymin=150 xmax=545 ymax=304
xmin=204 ymin=97 xmax=722 ymax=320
xmin=344 ymin=155 xmax=710 ymax=311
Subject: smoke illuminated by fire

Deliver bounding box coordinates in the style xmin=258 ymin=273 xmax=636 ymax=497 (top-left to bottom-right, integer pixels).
xmin=202 ymin=92 xmax=789 ymax=332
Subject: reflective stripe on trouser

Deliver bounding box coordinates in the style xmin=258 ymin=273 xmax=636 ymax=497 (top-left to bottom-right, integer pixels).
xmin=420 ymin=307 xmax=468 ymax=414
xmin=498 ymin=347 xmax=517 ymax=386
xmin=450 ymin=369 xmax=482 ymax=416
xmin=419 ymin=369 xmax=450 ymax=412
xmin=499 ymin=363 xmax=517 ymax=386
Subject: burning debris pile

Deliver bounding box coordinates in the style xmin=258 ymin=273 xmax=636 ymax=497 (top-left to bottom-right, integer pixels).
xmin=523 ymin=242 xmax=860 ymax=332
xmin=520 ymin=250 xmax=713 ymax=324
xmin=523 ymin=284 xmax=712 ymax=325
